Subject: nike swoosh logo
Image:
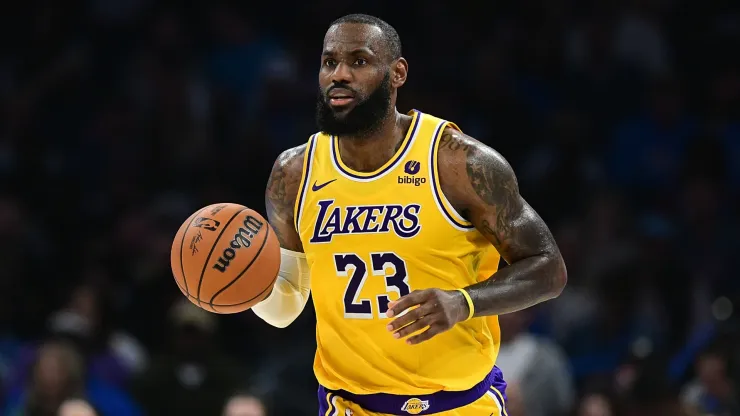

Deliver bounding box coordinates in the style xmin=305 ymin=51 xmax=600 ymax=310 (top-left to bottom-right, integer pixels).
xmin=312 ymin=179 xmax=336 ymax=191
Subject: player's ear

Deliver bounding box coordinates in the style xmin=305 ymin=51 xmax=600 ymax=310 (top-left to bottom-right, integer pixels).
xmin=391 ymin=57 xmax=408 ymax=88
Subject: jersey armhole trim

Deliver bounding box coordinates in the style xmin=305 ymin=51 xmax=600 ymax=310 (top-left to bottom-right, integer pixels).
xmin=429 ymin=121 xmax=476 ymax=231
xmin=293 ymin=134 xmax=318 ymax=233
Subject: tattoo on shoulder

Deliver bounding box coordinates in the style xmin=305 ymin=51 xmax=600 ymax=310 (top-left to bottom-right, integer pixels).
xmin=465 ymin=145 xmax=518 ymax=207
xmin=435 ymin=127 xmax=486 ymax=220
xmin=464 ymin=142 xmax=521 ymax=251
xmin=438 ymin=128 xmax=471 ymax=153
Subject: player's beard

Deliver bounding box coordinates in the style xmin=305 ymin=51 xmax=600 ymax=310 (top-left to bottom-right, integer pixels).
xmin=316 ymin=71 xmax=392 ymax=139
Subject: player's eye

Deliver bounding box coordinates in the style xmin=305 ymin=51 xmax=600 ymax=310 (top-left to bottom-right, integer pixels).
xmin=355 ymin=58 xmax=368 ymax=66
xmin=324 ymin=59 xmax=337 ymax=67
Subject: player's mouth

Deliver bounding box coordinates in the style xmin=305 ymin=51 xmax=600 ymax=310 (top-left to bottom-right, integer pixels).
xmin=329 ymin=97 xmax=354 ymax=106
xmin=328 ymin=88 xmax=356 ymax=106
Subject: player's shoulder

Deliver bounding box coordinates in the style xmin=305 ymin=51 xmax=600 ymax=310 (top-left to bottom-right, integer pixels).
xmin=271 ymin=143 xmax=309 ymax=183
xmin=436 ymin=126 xmax=513 ymax=180
xmin=276 ymin=143 xmax=308 ymax=170
xmin=266 ymin=143 xmax=309 ymax=210
xmin=436 ymin=126 xmax=518 ymax=209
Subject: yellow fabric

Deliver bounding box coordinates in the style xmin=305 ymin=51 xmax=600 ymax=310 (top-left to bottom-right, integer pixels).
xmin=295 ymin=109 xmax=501 ymax=395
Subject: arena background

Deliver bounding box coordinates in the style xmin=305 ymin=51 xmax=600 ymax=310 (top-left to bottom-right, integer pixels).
xmin=1 ymin=1 xmax=739 ymax=415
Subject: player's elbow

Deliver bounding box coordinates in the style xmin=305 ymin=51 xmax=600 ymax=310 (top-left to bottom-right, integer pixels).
xmin=251 ymin=274 xmax=310 ymax=329
xmin=546 ymin=254 xmax=567 ymax=299
xmin=253 ymin=304 xmax=305 ymax=329
xmin=252 ymin=294 xmax=308 ymax=329
xmin=263 ymin=316 xmax=298 ymax=329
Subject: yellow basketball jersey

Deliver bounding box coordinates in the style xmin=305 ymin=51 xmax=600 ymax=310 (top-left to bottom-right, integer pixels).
xmin=294 ymin=110 xmax=501 ymax=395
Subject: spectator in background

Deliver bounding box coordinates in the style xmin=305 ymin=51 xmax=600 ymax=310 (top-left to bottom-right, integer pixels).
xmin=681 ymin=343 xmax=740 ymax=415
xmin=3 ymin=341 xmax=86 ymax=416
xmin=222 ymin=391 xmax=267 ymax=416
xmin=577 ymin=392 xmax=617 ymax=416
xmin=58 ymin=399 xmax=98 ymax=416
xmin=48 ymin=284 xmax=147 ymax=387
xmin=130 ymin=300 xmax=244 ymax=416
xmin=496 ymin=308 xmax=575 ymax=416
xmin=4 ymin=283 xmax=147 ymax=393
xmin=2 ymin=340 xmax=139 ymax=416
xmin=620 ymin=357 xmax=697 ymax=416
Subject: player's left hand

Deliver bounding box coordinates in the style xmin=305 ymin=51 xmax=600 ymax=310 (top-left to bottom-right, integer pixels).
xmin=386 ymin=289 xmax=470 ymax=345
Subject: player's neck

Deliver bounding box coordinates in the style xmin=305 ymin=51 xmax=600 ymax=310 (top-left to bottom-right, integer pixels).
xmin=337 ymin=110 xmax=412 ymax=173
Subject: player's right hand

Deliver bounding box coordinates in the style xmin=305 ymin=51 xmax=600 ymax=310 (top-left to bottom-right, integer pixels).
xmin=385 ymin=289 xmax=470 ymax=345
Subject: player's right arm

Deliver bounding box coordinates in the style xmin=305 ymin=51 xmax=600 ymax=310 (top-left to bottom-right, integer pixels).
xmin=252 ymin=145 xmax=311 ymax=328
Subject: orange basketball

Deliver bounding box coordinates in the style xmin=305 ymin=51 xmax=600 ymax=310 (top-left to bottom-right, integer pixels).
xmin=170 ymin=203 xmax=280 ymax=314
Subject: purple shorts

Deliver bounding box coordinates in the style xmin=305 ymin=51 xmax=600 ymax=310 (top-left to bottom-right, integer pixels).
xmin=318 ymin=366 xmax=507 ymax=415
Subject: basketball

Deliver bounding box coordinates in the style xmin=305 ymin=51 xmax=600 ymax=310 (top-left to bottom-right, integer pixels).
xmin=170 ymin=203 xmax=280 ymax=314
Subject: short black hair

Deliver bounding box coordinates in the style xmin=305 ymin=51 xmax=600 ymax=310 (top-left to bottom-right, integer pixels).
xmin=330 ymin=14 xmax=402 ymax=60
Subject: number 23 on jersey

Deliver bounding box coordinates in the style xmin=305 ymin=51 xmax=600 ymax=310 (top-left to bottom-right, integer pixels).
xmin=334 ymin=252 xmax=411 ymax=319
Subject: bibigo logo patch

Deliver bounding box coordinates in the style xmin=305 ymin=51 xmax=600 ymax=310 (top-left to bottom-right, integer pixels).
xmin=401 ymin=398 xmax=429 ymax=414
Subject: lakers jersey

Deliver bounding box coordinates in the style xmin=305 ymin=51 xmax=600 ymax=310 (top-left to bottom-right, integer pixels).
xmin=294 ymin=110 xmax=502 ymax=395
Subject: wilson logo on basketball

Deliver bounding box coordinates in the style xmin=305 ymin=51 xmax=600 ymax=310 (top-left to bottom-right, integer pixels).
xmin=212 ymin=216 xmax=264 ymax=273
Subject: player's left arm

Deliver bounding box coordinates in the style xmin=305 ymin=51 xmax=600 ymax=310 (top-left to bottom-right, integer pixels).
xmin=387 ymin=128 xmax=567 ymax=344
xmin=449 ymin=128 xmax=567 ymax=315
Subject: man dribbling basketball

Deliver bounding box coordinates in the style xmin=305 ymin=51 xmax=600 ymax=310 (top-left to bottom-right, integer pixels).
xmin=253 ymin=14 xmax=567 ymax=416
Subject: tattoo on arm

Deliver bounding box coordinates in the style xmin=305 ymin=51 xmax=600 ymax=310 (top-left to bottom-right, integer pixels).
xmin=465 ymin=145 xmax=534 ymax=261
xmin=438 ymin=130 xmax=567 ymax=316
xmin=265 ymin=146 xmax=306 ymax=252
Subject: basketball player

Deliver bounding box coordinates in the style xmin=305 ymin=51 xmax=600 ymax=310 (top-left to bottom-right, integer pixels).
xmin=253 ymin=14 xmax=567 ymax=416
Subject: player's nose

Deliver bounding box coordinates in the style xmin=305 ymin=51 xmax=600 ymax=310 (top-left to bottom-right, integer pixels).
xmin=331 ymin=62 xmax=353 ymax=84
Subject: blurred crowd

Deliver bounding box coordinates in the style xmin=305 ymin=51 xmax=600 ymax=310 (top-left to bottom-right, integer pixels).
xmin=1 ymin=0 xmax=739 ymax=415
